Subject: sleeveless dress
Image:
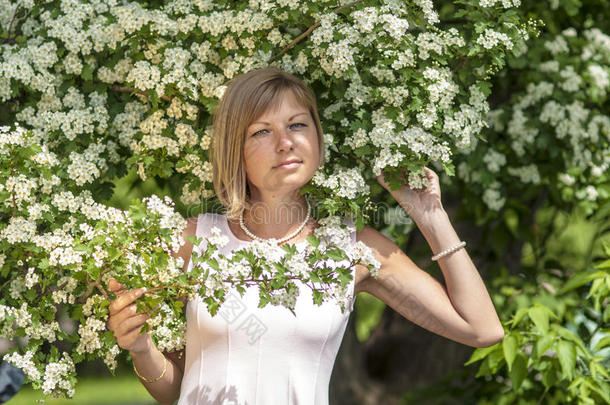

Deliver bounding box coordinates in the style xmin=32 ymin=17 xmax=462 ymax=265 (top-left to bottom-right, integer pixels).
xmin=176 ymin=213 xmax=357 ymax=405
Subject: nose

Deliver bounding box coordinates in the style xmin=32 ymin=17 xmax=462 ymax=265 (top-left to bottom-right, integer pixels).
xmin=276 ymin=127 xmax=295 ymax=152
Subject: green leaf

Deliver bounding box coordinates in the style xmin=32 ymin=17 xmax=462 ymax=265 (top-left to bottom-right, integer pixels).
xmin=503 ymin=334 xmax=518 ymax=371
xmin=475 ymin=348 xmax=505 ymax=377
xmin=354 ymin=294 xmax=386 ymax=342
xmin=441 ymin=161 xmax=455 ymax=176
xmin=503 ymin=208 xmax=519 ymax=237
xmin=602 ymin=241 xmax=610 ymax=257
xmin=465 ymin=342 xmax=500 ymax=366
xmin=556 ymin=340 xmax=576 ymax=381
xmin=81 ymin=65 xmax=93 ymax=81
xmin=529 ymin=305 xmax=549 ymax=334
xmin=558 ymin=270 xmax=606 ymax=294
xmin=553 ymin=325 xmax=587 ymax=352
xmin=590 ymin=360 xmax=610 ymax=380
xmin=511 ymin=307 xmax=529 ymax=327
xmin=312 ymin=289 xmax=323 ymax=305
xmin=594 ymin=336 xmax=610 ymax=351
xmin=594 ymin=259 xmax=610 ymax=270
xmin=326 ymin=248 xmax=346 ymax=261
xmin=24 ymin=289 xmax=37 ymax=301
xmin=535 ymin=333 xmax=555 ymax=358
xmin=107 ymin=246 xmax=121 ymax=262
xmin=542 ymin=359 xmax=558 ymax=388
xmin=508 ymin=352 xmax=528 ymax=390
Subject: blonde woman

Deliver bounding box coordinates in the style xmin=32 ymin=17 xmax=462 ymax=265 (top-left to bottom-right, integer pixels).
xmin=107 ymin=67 xmax=504 ymax=405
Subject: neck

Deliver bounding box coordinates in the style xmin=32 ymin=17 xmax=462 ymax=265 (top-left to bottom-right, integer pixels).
xmin=242 ymin=192 xmax=310 ymax=240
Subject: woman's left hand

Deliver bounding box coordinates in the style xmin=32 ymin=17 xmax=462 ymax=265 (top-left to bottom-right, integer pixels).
xmin=377 ymin=166 xmax=444 ymax=222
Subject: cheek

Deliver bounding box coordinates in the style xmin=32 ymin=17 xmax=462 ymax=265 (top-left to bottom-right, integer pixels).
xmin=243 ymin=145 xmax=265 ymax=179
xmin=310 ymin=134 xmax=321 ymax=166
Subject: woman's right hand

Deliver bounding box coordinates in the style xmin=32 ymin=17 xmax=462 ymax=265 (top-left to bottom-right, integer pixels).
xmin=107 ymin=278 xmax=151 ymax=354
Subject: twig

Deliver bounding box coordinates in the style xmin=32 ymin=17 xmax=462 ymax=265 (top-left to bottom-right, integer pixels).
xmin=111 ymin=85 xmax=173 ymax=102
xmin=0 ymin=259 xmax=30 ymax=289
xmin=78 ymin=268 xmax=110 ymax=303
xmin=452 ymin=56 xmax=470 ymax=74
xmin=95 ymin=281 xmax=108 ymax=299
xmin=269 ymin=0 xmax=364 ymax=62
xmin=3 ymin=5 xmax=20 ymax=44
xmin=1 ymin=275 xmax=17 ymax=290
xmin=78 ymin=274 xmax=96 ymax=304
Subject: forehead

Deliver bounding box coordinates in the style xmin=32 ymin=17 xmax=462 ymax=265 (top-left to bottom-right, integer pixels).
xmin=252 ymin=90 xmax=309 ymax=122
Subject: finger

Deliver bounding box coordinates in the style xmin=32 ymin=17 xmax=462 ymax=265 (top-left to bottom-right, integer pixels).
xmin=121 ymin=325 xmax=149 ymax=347
xmin=119 ymin=319 xmax=150 ymax=347
xmin=109 ymin=287 xmax=147 ymax=316
xmin=108 ymin=303 xmax=133 ymax=331
xmin=116 ymin=313 xmax=149 ymax=337
xmin=108 ymin=278 xmax=126 ymax=294
xmin=424 ymin=167 xmax=437 ymax=179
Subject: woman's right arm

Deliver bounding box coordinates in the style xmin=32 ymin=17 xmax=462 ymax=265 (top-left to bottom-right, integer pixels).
xmin=107 ymin=217 xmax=198 ymax=405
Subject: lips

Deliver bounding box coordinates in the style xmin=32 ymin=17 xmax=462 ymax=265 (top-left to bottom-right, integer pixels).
xmin=275 ymin=159 xmax=302 ymax=168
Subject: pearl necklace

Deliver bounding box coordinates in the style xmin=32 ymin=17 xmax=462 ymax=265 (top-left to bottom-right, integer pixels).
xmin=239 ymin=198 xmax=311 ymax=245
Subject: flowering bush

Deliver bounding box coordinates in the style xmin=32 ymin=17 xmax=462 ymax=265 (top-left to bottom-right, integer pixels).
xmin=427 ymin=2 xmax=610 ymax=402
xmin=455 ymin=25 xmax=610 ymax=219
xmin=0 ymin=126 xmax=380 ymax=397
xmin=0 ymin=0 xmax=535 ymax=399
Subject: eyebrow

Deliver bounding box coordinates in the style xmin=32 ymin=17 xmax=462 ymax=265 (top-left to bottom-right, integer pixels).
xmin=251 ymin=112 xmax=309 ymax=126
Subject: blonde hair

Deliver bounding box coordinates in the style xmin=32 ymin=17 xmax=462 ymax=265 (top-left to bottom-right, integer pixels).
xmin=210 ymin=67 xmax=325 ymax=220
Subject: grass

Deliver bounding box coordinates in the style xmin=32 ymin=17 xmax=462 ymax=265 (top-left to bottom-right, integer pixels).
xmin=7 ymin=375 xmax=158 ymax=405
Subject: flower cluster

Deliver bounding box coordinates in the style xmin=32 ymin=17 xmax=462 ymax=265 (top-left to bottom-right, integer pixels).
xmin=312 ymin=166 xmax=370 ymax=200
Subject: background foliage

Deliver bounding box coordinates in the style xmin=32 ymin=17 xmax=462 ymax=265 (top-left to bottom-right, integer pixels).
xmin=0 ymin=0 xmax=608 ymax=404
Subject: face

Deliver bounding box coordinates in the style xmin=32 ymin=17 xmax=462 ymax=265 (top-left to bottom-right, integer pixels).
xmin=243 ymin=90 xmax=320 ymax=200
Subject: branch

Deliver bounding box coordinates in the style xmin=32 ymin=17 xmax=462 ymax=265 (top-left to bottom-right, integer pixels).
xmin=2 ymin=5 xmax=20 ymax=44
xmin=111 ymin=85 xmax=172 ymax=103
xmin=438 ymin=18 xmax=469 ymax=26
xmin=0 ymin=259 xmax=29 ymax=290
xmin=269 ymin=0 xmax=364 ymax=62
xmin=452 ymin=56 xmax=470 ymax=74
xmin=111 ymin=84 xmax=205 ymax=115
xmin=78 ymin=268 xmax=110 ymax=303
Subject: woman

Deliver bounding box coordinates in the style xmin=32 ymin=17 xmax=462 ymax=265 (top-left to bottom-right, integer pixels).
xmin=107 ymin=67 xmax=504 ymax=405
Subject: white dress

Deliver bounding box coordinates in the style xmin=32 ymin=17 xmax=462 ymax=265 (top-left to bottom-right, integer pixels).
xmin=176 ymin=213 xmax=357 ymax=405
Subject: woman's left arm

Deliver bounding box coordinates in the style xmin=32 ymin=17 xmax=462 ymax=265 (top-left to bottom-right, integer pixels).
xmin=358 ymin=167 xmax=504 ymax=348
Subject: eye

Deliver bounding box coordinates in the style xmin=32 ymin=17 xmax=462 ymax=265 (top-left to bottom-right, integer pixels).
xmin=251 ymin=129 xmax=268 ymax=137
xmin=290 ymin=123 xmax=307 ymax=129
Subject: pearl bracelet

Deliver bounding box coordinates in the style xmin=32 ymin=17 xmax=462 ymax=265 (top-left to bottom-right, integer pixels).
xmin=431 ymin=241 xmax=466 ymax=261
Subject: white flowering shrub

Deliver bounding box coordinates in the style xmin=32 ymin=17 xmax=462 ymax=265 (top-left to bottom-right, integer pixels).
xmin=0 ymin=0 xmax=535 ymax=224
xmin=455 ymin=26 xmax=610 ymax=218
xmin=0 ymin=0 xmax=536 ymax=399
xmin=0 ymin=126 xmax=380 ymax=397
xmin=428 ymin=2 xmax=610 ymax=403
